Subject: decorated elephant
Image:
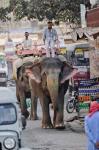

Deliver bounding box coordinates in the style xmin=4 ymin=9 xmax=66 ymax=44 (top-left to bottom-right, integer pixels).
xmin=24 ymin=55 xmax=77 ymax=129
xmin=16 ymin=62 xmax=38 ymax=120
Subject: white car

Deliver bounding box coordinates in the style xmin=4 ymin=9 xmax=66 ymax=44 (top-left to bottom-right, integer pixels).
xmin=0 ymin=87 xmax=30 ymax=150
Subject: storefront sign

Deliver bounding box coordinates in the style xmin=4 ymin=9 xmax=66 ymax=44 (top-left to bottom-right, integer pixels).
xmin=78 ymin=77 xmax=99 ymax=101
xmin=59 ymin=47 xmax=67 ymax=54
xmin=75 ymin=48 xmax=83 ymax=55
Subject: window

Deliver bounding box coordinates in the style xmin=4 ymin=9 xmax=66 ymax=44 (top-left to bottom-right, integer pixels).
xmin=0 ymin=103 xmax=17 ymax=125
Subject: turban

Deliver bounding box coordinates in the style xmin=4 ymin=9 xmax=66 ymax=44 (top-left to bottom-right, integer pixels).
xmin=89 ymin=101 xmax=99 ymax=117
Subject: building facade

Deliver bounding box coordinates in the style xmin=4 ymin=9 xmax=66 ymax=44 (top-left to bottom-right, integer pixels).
xmin=86 ymin=0 xmax=99 ymax=27
xmin=0 ymin=0 xmax=10 ymax=8
xmin=86 ymin=7 xmax=99 ymax=27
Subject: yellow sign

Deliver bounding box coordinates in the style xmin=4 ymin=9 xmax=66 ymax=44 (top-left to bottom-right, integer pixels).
xmin=59 ymin=48 xmax=67 ymax=54
xmin=75 ymin=48 xmax=83 ymax=55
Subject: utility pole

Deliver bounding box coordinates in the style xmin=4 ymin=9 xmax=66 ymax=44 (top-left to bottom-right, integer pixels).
xmin=80 ymin=3 xmax=87 ymax=28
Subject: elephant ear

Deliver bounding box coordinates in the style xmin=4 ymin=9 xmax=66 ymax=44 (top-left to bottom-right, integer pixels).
xmin=61 ymin=66 xmax=78 ymax=84
xmin=24 ymin=61 xmax=41 ymax=84
xmin=24 ymin=57 xmax=47 ymax=83
xmin=58 ymin=55 xmax=78 ymax=84
xmin=27 ymin=67 xmax=41 ymax=83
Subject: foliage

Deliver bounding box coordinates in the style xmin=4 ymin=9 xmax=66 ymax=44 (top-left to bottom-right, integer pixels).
xmin=28 ymin=0 xmax=82 ymax=23
xmin=0 ymin=7 xmax=10 ymax=21
xmin=9 ymin=0 xmax=29 ymax=20
xmin=0 ymin=0 xmax=84 ymax=23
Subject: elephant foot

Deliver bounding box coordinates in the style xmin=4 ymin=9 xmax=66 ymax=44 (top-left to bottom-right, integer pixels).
xmin=55 ymin=123 xmax=65 ymax=130
xmin=42 ymin=123 xmax=53 ymax=129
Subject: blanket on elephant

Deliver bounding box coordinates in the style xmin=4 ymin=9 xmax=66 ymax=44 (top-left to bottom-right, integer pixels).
xmin=13 ymin=55 xmax=73 ymax=80
xmin=12 ymin=56 xmax=40 ymax=80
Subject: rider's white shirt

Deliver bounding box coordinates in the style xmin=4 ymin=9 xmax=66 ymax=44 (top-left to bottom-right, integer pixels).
xmin=43 ymin=28 xmax=58 ymax=42
xmin=22 ymin=39 xmax=32 ymax=50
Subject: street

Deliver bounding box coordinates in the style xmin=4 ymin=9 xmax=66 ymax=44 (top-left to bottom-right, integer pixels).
xmin=18 ymin=90 xmax=87 ymax=150
xmin=0 ymin=1 xmax=99 ymax=150
xmin=21 ymin=108 xmax=87 ymax=150
xmin=8 ymin=75 xmax=87 ymax=150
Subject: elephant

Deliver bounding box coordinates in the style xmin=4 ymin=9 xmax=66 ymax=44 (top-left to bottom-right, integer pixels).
xmin=24 ymin=55 xmax=77 ymax=129
xmin=16 ymin=62 xmax=38 ymax=120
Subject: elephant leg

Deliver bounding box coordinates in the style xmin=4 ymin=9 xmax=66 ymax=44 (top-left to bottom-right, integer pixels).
xmin=53 ymin=105 xmax=65 ymax=129
xmin=55 ymin=111 xmax=65 ymax=129
xmin=53 ymin=110 xmax=57 ymax=127
xmin=16 ymin=94 xmax=20 ymax=103
xmin=39 ymin=95 xmax=53 ymax=129
xmin=55 ymin=94 xmax=65 ymax=129
xmin=19 ymin=92 xmax=29 ymax=119
xmin=30 ymin=95 xmax=39 ymax=120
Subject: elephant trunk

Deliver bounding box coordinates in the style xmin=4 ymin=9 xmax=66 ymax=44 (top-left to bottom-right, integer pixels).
xmin=47 ymin=74 xmax=59 ymax=110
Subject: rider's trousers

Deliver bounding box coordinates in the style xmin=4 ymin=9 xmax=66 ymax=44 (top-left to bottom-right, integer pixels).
xmin=45 ymin=39 xmax=55 ymax=57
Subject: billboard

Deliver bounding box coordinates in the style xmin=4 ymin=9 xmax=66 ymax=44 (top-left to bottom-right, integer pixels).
xmin=78 ymin=77 xmax=99 ymax=102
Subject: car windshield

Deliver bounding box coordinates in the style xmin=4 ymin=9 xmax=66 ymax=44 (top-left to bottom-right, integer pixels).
xmin=73 ymin=57 xmax=89 ymax=66
xmin=0 ymin=103 xmax=16 ymax=125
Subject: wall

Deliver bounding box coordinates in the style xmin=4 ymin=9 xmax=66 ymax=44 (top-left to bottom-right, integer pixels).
xmin=86 ymin=7 xmax=99 ymax=27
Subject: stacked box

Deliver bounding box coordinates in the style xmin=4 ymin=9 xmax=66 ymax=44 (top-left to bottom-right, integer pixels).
xmin=78 ymin=77 xmax=99 ymax=102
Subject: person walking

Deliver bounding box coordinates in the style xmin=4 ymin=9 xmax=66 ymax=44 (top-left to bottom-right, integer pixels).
xmin=85 ymin=101 xmax=99 ymax=150
xmin=43 ymin=21 xmax=58 ymax=57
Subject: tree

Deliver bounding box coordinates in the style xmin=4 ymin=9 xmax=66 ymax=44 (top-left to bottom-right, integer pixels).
xmin=7 ymin=0 xmax=82 ymax=23
xmin=28 ymin=0 xmax=82 ymax=23
xmin=0 ymin=7 xmax=10 ymax=21
xmin=9 ymin=0 xmax=29 ymax=20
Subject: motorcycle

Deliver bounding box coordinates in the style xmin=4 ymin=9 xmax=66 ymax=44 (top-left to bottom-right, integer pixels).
xmin=66 ymin=91 xmax=79 ymax=113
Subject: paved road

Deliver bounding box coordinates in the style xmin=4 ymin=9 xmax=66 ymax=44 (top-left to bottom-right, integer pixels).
xmin=9 ymin=86 xmax=87 ymax=150
xmin=21 ymin=102 xmax=87 ymax=150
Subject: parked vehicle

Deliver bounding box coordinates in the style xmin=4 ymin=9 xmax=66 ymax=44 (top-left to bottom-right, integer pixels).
xmin=72 ymin=46 xmax=90 ymax=87
xmin=66 ymin=91 xmax=79 ymax=113
xmin=0 ymin=53 xmax=8 ymax=86
xmin=0 ymin=87 xmax=27 ymax=150
xmin=65 ymin=43 xmax=90 ymax=86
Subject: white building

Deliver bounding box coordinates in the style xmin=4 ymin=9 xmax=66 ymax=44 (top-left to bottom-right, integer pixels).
xmin=90 ymin=0 xmax=99 ymax=6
